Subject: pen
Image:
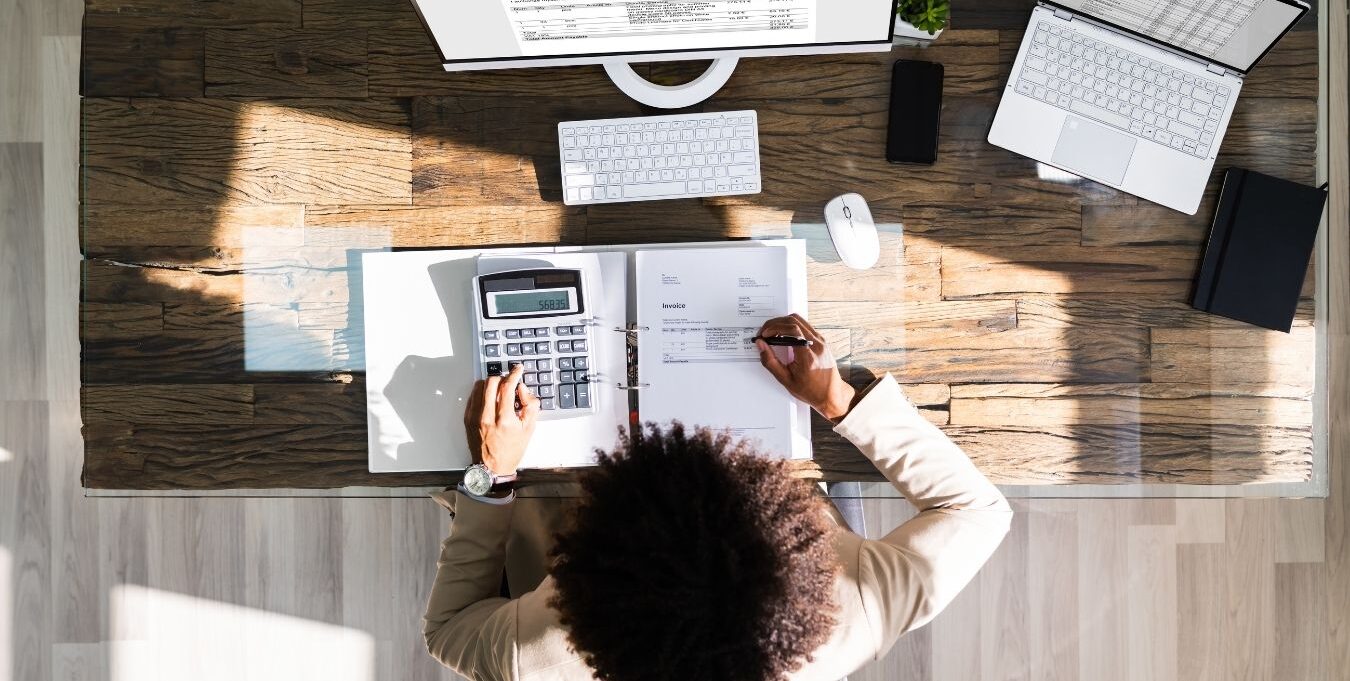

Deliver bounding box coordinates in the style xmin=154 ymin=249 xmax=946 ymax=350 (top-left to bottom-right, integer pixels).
xmin=752 ymin=335 xmax=813 ymax=347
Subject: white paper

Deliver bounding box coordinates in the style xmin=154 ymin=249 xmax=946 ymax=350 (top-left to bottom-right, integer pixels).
xmin=362 ymin=249 xmax=627 ymax=473
xmin=635 ymin=247 xmax=808 ymax=458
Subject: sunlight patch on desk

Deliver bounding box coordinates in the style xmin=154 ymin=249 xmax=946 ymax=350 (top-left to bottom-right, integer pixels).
xmin=0 ymin=446 xmax=10 ymax=462
xmin=240 ymin=225 xmax=390 ymax=372
xmin=1036 ymin=162 xmax=1083 ymax=183
xmin=110 ymin=584 xmax=375 ymax=681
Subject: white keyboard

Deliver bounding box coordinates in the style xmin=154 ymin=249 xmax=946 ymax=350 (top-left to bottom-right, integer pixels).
xmin=1017 ymin=21 xmax=1231 ymax=159
xmin=557 ymin=110 xmax=762 ymax=205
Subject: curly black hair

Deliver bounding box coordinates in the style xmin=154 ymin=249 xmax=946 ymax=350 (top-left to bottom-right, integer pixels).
xmin=549 ymin=422 xmax=840 ymax=681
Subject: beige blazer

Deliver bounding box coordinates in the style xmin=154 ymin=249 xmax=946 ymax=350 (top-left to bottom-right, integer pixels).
xmin=424 ymin=373 xmax=1013 ymax=681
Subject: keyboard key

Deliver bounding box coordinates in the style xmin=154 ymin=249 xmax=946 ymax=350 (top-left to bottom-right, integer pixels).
xmin=560 ymin=370 xmax=575 ymax=383
xmin=572 ymin=339 xmax=587 ymax=352
xmin=535 ymin=328 xmax=549 ymax=337
xmin=486 ymin=362 xmax=503 ymax=377
xmin=1068 ymin=99 xmax=1130 ymax=129
xmin=556 ymin=340 xmax=573 ymax=353
xmin=523 ymin=360 xmax=537 ymax=371
xmin=505 ymin=329 xmax=521 ymax=339
xmin=1167 ymin=119 xmax=1199 ymax=141
xmin=505 ymin=344 xmax=521 ymax=356
xmin=520 ymin=328 xmax=535 ymax=338
xmin=482 ymin=330 xmax=498 ymax=340
xmin=537 ymin=371 xmax=554 ymax=385
xmin=538 ymin=384 xmax=555 ymax=398
xmin=625 ymin=181 xmax=688 ymax=199
xmin=559 ymin=384 xmax=576 ymax=409
xmin=575 ymin=371 xmax=589 ymax=383
xmin=559 ymin=357 xmax=573 ymax=370
xmin=484 ymin=344 xmax=500 ymax=357
xmin=523 ymin=372 xmax=538 ymax=386
xmin=576 ymin=382 xmax=591 ymax=408
xmin=555 ymin=325 xmax=571 ymax=336
xmin=540 ymin=398 xmax=556 ymax=410
xmin=538 ymin=359 xmax=553 ymax=371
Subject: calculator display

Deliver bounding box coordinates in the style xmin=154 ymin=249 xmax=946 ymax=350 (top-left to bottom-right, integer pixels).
xmin=493 ymin=289 xmax=573 ymax=314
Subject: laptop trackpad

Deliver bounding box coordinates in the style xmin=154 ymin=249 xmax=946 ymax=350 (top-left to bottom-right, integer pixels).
xmin=1050 ymin=116 xmax=1136 ymax=185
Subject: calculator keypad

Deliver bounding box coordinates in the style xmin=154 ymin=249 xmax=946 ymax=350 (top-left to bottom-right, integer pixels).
xmin=483 ymin=324 xmax=593 ymax=412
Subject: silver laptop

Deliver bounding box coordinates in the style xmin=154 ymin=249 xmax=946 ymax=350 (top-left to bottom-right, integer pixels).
xmin=989 ymin=0 xmax=1308 ymax=215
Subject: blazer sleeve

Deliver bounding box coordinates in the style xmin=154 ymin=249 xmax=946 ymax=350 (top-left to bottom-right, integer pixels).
xmin=423 ymin=490 xmax=520 ymax=681
xmin=833 ymin=373 xmax=1013 ymax=654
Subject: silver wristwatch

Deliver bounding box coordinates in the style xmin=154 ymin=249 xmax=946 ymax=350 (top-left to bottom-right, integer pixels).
xmin=463 ymin=463 xmax=517 ymax=497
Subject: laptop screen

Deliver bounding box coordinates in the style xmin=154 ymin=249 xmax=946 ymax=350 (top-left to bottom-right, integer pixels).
xmin=1053 ymin=0 xmax=1307 ymax=73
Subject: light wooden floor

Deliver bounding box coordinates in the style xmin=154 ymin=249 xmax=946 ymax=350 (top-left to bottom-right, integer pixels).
xmin=3 ymin=1 xmax=1348 ymax=680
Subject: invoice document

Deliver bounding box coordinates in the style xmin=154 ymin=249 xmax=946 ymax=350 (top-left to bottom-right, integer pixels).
xmin=635 ymin=247 xmax=810 ymax=458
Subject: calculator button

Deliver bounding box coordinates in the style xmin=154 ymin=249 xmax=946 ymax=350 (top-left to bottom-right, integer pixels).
xmin=559 ymin=384 xmax=577 ymax=409
xmin=540 ymin=398 xmax=556 ymax=410
xmin=505 ymin=329 xmax=521 ymax=339
xmin=507 ymin=360 xmax=523 ymax=371
xmin=573 ymin=356 xmax=588 ymax=370
xmin=555 ymin=326 xmax=572 ymax=336
xmin=556 ymin=340 xmax=573 ymax=353
xmin=520 ymin=328 xmax=535 ymax=338
xmin=518 ymin=342 xmax=534 ymax=355
xmin=485 ymin=362 xmax=503 ymax=376
xmin=576 ymin=371 xmax=590 ymax=382
xmin=537 ymin=384 xmax=555 ymax=398
xmin=571 ymin=325 xmax=586 ymax=335
xmin=537 ymin=371 xmax=554 ymax=384
xmin=523 ymin=372 xmax=538 ymax=386
xmin=560 ymin=370 xmax=575 ymax=383
xmin=484 ymin=344 xmax=500 ymax=357
xmin=538 ymin=359 xmax=553 ymax=371
xmin=572 ymin=339 xmax=588 ymax=352
xmin=576 ymin=382 xmax=591 ymax=408
xmin=558 ymin=357 xmax=573 ymax=370
xmin=505 ymin=344 xmax=521 ymax=356
xmin=482 ymin=330 xmax=499 ymax=340
xmin=534 ymin=327 xmax=550 ymax=337
xmin=523 ymin=360 xmax=537 ymax=371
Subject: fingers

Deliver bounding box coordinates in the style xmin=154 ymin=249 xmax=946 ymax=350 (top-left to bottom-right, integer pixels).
xmin=496 ymin=364 xmax=525 ymax=422
xmin=788 ymin=313 xmax=825 ymax=345
xmin=757 ymin=339 xmax=792 ymax=385
xmin=481 ymin=375 xmax=502 ymax=425
xmin=517 ymin=379 xmax=541 ymax=429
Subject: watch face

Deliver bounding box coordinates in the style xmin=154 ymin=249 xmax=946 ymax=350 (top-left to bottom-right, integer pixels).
xmin=464 ymin=465 xmax=493 ymax=495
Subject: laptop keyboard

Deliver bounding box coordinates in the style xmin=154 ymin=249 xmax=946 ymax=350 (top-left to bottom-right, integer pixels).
xmin=1017 ymin=21 xmax=1231 ymax=159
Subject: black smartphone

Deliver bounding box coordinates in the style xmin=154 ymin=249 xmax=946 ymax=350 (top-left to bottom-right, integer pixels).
xmin=886 ymin=59 xmax=944 ymax=164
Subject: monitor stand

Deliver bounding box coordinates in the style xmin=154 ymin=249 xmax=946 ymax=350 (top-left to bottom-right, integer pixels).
xmin=603 ymin=58 xmax=738 ymax=109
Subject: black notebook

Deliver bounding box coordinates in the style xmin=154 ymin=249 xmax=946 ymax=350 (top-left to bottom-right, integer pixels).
xmin=1191 ymin=168 xmax=1328 ymax=332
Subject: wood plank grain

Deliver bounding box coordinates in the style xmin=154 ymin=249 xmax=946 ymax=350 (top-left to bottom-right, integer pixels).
xmin=81 ymin=302 xmax=164 ymax=339
xmin=941 ymin=246 xmax=1198 ymax=298
xmin=1080 ymin=202 xmax=1211 ymax=247
xmin=1016 ymin=297 xmax=1316 ymax=329
xmin=83 ymin=384 xmax=254 ymax=423
xmin=810 ymin=299 xmax=1017 ymax=332
xmin=84 ymin=0 xmax=301 ymax=26
xmin=305 ymin=204 xmax=587 ymax=246
xmin=897 ymin=199 xmax=1083 ymax=246
xmin=205 ymin=29 xmax=368 ymax=98
xmin=852 ymin=327 xmax=1149 ymax=383
xmin=949 ymin=383 xmax=1313 ymax=426
xmin=83 ymin=204 xmax=305 ymax=248
xmin=1176 ymin=544 xmax=1228 ymax=681
xmin=84 ymin=97 xmax=411 ymax=205
xmin=1150 ymin=327 xmax=1315 ymax=389
xmin=1 ymin=144 xmax=46 ymax=399
xmin=1273 ymin=562 xmax=1329 ymax=680
xmin=81 ymin=17 xmax=204 ymax=97
xmin=655 ymin=30 xmax=1001 ymax=99
xmin=948 ymin=424 xmax=1312 ymax=484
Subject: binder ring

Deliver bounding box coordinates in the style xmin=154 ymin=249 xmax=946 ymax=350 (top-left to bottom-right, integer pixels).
xmin=616 ymin=382 xmax=649 ymax=391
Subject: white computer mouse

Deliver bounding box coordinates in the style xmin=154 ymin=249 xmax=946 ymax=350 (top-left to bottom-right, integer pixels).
xmin=824 ymin=193 xmax=880 ymax=269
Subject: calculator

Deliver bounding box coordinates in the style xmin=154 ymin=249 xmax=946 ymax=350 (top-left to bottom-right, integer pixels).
xmin=472 ymin=268 xmax=598 ymax=418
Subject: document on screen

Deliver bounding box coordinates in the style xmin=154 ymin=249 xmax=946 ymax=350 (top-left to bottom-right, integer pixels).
xmin=634 ymin=246 xmax=810 ymax=458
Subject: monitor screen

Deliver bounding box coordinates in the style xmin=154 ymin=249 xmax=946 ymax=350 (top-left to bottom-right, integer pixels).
xmin=1052 ymin=0 xmax=1306 ymax=73
xmin=414 ymin=0 xmax=899 ymax=67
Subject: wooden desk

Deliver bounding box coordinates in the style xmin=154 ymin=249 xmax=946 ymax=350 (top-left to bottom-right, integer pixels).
xmin=79 ymin=0 xmax=1321 ymax=489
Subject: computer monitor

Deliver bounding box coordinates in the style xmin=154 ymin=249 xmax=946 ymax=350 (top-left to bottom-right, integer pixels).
xmin=409 ymin=0 xmax=900 ymax=107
